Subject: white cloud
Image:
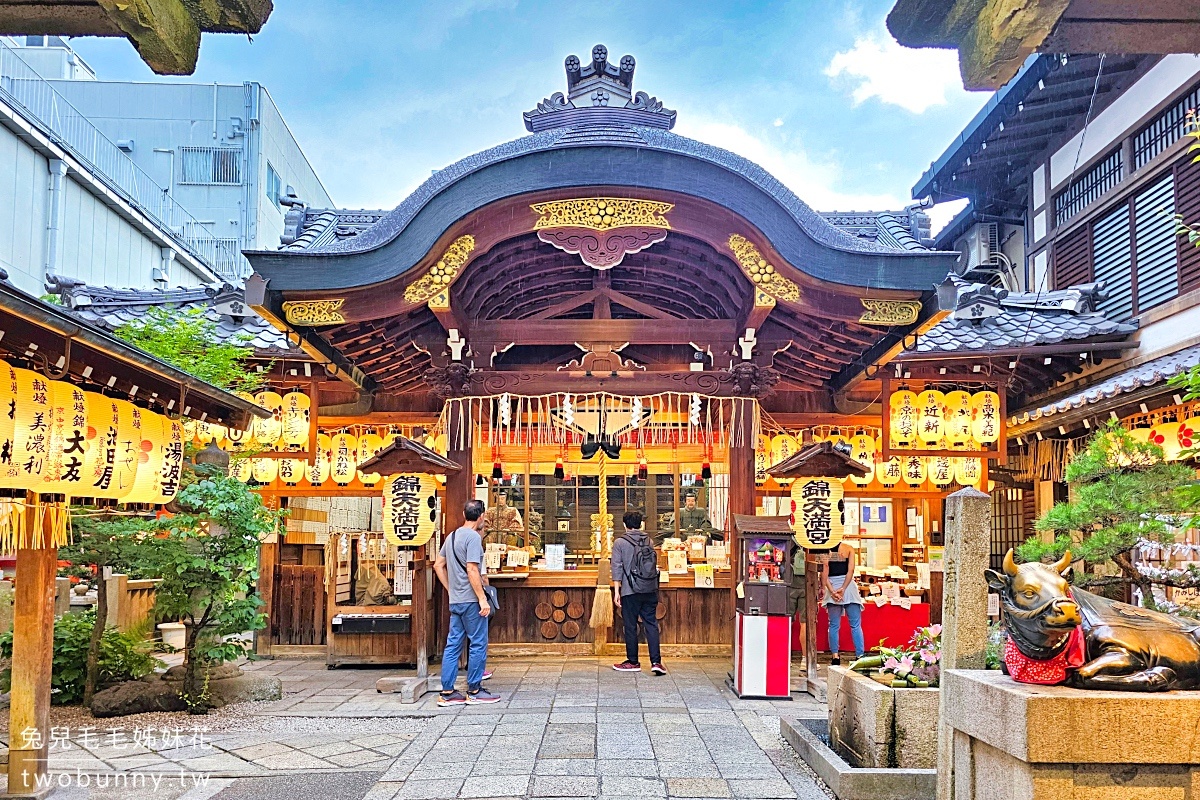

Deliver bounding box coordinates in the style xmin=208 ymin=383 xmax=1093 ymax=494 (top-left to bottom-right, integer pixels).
xmin=675 ymin=115 xmax=905 ymax=212
xmin=825 ymin=29 xmax=964 ymax=113
xmin=926 ymin=198 xmax=970 ymax=239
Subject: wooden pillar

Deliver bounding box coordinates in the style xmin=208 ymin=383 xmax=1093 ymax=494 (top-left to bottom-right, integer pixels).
xmin=441 ymin=401 xmax=473 ymax=658
xmin=255 ymin=541 xmax=278 ymax=657
xmin=8 ymin=495 xmax=57 ymax=797
xmin=727 ymin=398 xmax=757 ymax=670
xmin=412 ymin=556 xmax=428 ymax=678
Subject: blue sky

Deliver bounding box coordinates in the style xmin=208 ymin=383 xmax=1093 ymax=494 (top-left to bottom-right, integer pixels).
xmin=68 ymin=0 xmax=983 ymax=229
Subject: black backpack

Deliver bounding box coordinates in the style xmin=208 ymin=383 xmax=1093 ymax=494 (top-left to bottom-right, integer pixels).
xmin=624 ymin=534 xmax=660 ymax=594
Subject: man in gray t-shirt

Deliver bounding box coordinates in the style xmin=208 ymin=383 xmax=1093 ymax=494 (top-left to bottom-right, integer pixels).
xmin=433 ymin=499 xmax=499 ymax=705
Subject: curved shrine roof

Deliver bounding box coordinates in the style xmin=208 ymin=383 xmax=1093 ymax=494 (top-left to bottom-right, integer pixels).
xmin=247 ymin=45 xmax=957 ymax=294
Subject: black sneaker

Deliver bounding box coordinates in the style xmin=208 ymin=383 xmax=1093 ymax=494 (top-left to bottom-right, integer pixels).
xmin=467 ymin=688 xmax=501 ymax=704
xmin=438 ymin=690 xmax=468 ymax=707
xmin=613 ymin=661 xmax=641 ymax=672
xmin=651 ymin=663 xmax=667 ymax=676
xmin=830 ymin=656 xmax=842 ymax=666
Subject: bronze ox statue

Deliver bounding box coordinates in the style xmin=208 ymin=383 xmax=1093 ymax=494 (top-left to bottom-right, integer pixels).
xmin=986 ymin=549 xmax=1200 ymax=691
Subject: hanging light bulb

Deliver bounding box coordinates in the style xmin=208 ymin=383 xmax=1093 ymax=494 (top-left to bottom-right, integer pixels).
xmin=492 ymin=460 xmax=503 ymax=480
xmin=554 ymin=457 xmax=565 ymax=481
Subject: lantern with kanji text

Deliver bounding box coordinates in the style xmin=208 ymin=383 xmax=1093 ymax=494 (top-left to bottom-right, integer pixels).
xmin=789 ymin=477 xmax=845 ymax=550
xmin=382 ymin=473 xmax=439 ymax=547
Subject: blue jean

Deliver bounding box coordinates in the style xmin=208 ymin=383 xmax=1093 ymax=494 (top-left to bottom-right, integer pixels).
xmin=827 ymin=602 xmax=865 ymax=657
xmin=620 ymin=592 xmax=661 ymax=665
xmin=442 ymin=602 xmax=489 ymax=693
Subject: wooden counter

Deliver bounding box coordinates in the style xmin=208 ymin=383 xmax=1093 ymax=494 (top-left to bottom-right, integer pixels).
xmin=487 ymin=568 xmax=734 ymax=656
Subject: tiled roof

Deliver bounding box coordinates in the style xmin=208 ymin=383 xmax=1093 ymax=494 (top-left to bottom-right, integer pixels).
xmin=280 ymin=209 xmax=389 ymax=251
xmin=1011 ymin=344 xmax=1200 ymax=426
xmin=819 ymin=210 xmax=931 ymax=251
xmin=267 ymin=120 xmax=936 ymax=260
xmin=905 ymin=280 xmax=1138 ymax=355
xmin=44 ymin=274 xmax=295 ymax=355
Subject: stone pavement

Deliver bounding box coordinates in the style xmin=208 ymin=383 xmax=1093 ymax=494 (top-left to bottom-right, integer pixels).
xmin=27 ymin=656 xmax=833 ymax=799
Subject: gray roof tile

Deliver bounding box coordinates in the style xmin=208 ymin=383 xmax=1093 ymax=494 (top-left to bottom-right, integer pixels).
xmin=44 ymin=275 xmax=296 ymax=355
xmin=1012 ymin=344 xmax=1200 ymax=426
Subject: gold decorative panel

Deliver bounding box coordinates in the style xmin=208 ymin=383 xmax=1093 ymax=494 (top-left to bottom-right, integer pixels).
xmin=531 ymin=198 xmax=673 ymax=232
xmin=403 ymin=235 xmax=477 ymax=305
xmin=859 ymin=298 xmax=922 ymax=326
xmin=727 ymin=235 xmax=801 ymax=302
xmin=282 ymin=299 xmax=346 ymax=326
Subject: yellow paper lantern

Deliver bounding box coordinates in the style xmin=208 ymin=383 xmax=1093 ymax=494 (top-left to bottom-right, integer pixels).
xmin=41 ymin=381 xmax=88 ymax=495
xmin=231 ymin=455 xmax=253 ymax=483
xmin=151 ymin=419 xmax=186 ymax=505
xmin=769 ymin=433 xmax=800 ymax=468
xmin=916 ymin=390 xmax=946 ymax=445
xmin=943 ymin=390 xmax=973 ymax=444
xmin=251 ymin=391 xmax=284 ymax=447
xmin=251 ymin=456 xmax=279 ymax=484
xmin=1179 ymin=417 xmax=1200 ymax=451
xmin=849 ymin=434 xmax=876 ymax=487
xmin=901 ymin=454 xmax=927 ymax=486
xmin=1148 ymin=422 xmax=1183 ymax=461
xmin=9 ymin=368 xmax=54 ymax=489
xmin=81 ymin=393 xmax=117 ymax=497
xmin=928 ymin=447 xmax=954 ymax=486
xmin=789 ymin=477 xmax=845 ymax=550
xmin=382 ymin=473 xmax=439 ymax=547
xmin=955 ymin=457 xmax=983 ymax=487
xmin=278 ymin=454 xmax=306 ymax=486
xmin=305 ymin=434 xmax=332 ymax=486
xmin=0 ymin=364 xmax=16 ymax=477
xmin=1127 ymin=426 xmax=1151 ymax=444
xmin=754 ymin=434 xmax=772 ymax=483
xmin=876 ymin=455 xmax=902 ymax=487
xmin=889 ymin=389 xmax=919 ymax=446
xmin=330 ymin=433 xmax=358 ymax=485
xmin=123 ymin=410 xmax=166 ymax=504
xmin=180 ymin=416 xmax=197 ymax=444
xmin=195 ymin=419 xmax=228 ymax=448
xmin=970 ymin=391 xmax=1001 ymax=443
xmin=356 ymin=432 xmax=385 ymax=485
xmin=97 ymin=399 xmax=144 ymax=500
xmin=280 ymin=391 xmax=311 ymax=447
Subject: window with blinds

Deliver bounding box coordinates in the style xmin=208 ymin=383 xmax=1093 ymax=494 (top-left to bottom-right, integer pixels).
xmin=1134 ymin=174 xmax=1178 ymax=311
xmin=1054 ymin=148 xmax=1123 ymax=226
xmin=1053 ymin=166 xmax=1182 ymax=318
xmin=180 ymin=147 xmax=242 ymax=185
xmin=1134 ymin=83 xmax=1200 ymax=170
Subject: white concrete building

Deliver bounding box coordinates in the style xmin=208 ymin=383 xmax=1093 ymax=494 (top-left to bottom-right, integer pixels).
xmin=0 ymin=35 xmax=330 ymax=295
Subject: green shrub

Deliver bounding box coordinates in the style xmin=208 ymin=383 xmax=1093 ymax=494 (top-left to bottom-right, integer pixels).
xmin=0 ymin=611 xmax=160 ymax=705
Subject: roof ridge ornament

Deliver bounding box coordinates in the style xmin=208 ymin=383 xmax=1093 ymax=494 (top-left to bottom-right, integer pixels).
xmin=524 ymin=44 xmax=677 ymax=132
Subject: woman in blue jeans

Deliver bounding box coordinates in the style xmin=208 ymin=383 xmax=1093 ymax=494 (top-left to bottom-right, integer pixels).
xmin=821 ymin=541 xmax=864 ymax=666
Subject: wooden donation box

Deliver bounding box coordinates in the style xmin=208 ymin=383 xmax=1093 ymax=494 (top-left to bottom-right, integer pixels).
xmin=732 ymin=518 xmax=793 ymax=700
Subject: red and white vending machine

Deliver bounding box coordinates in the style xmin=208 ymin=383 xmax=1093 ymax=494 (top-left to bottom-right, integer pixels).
xmin=730 ymin=523 xmax=793 ymax=699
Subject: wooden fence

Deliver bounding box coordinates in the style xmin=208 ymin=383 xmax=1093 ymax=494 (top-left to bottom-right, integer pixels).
xmin=272 ymin=564 xmax=326 ymax=646
xmin=104 ymin=575 xmax=161 ymax=633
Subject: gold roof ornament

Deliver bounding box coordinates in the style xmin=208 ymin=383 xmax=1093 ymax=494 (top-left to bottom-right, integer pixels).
xmin=531 ymin=198 xmax=672 ymax=232
xmin=726 ymin=235 xmax=801 ymax=303
xmin=282 ymin=299 xmax=346 ymax=326
xmin=859 ymin=298 xmax=922 ymax=326
xmin=404 ymin=235 xmax=477 ymax=305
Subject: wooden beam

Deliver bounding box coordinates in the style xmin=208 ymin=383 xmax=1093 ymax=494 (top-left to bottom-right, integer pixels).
xmin=7 ymin=495 xmax=57 ymax=796
xmin=473 ymin=319 xmax=738 ymax=347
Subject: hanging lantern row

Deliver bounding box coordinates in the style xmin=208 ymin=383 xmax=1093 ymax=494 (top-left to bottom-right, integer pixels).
xmin=889 ymin=389 xmax=1001 ymax=447
xmin=755 ymin=431 xmax=983 ymax=489
xmin=232 ymin=430 xmax=451 ymax=489
xmin=1127 ymin=417 xmax=1200 ymax=462
xmin=0 ymin=364 xmax=185 ymax=504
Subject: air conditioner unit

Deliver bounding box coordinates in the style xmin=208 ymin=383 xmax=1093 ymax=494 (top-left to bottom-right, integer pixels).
xmin=960 ymin=223 xmax=999 ymax=271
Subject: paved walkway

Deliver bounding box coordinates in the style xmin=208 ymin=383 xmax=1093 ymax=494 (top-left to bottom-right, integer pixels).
xmin=23 ymin=657 xmax=833 ymax=799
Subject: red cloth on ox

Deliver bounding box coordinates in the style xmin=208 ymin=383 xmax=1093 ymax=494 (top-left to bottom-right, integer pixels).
xmin=1003 ymin=625 xmax=1085 ymax=685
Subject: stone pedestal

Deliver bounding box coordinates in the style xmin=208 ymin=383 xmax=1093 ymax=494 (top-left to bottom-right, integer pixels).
xmin=829 ymin=666 xmax=939 ymax=769
xmin=943 ymin=669 xmax=1200 ymax=800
